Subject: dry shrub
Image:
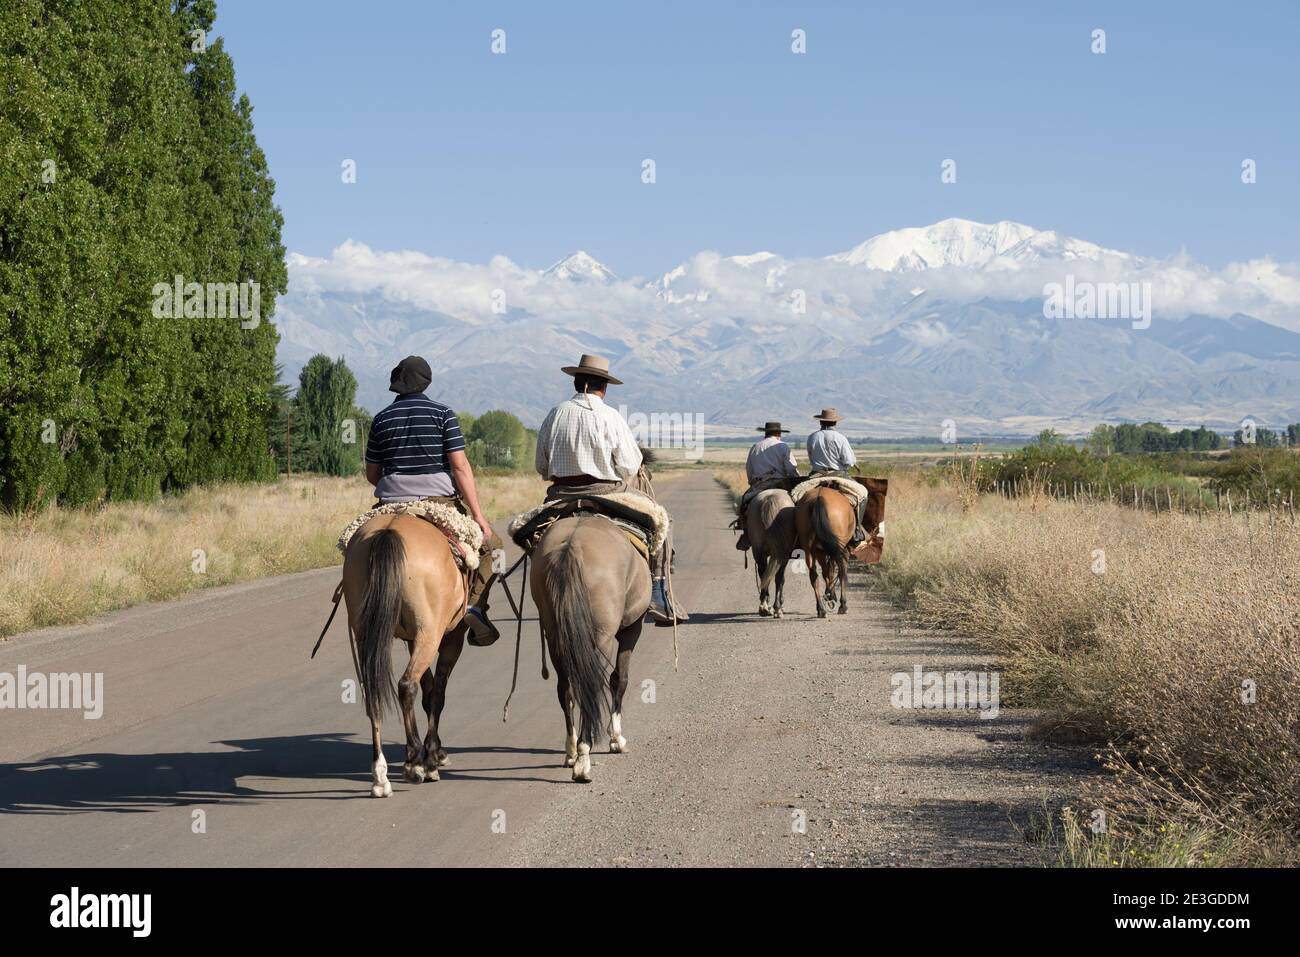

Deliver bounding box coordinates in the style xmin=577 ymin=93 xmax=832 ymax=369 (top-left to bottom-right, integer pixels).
xmin=867 ymin=470 xmax=1300 ymax=862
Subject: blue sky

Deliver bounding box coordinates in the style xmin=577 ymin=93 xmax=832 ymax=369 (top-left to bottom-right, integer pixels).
xmin=216 ymin=0 xmax=1299 ymax=276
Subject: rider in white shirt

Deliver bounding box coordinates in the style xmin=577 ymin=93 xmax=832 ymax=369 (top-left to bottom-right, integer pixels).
xmin=535 ymin=354 xmax=686 ymax=625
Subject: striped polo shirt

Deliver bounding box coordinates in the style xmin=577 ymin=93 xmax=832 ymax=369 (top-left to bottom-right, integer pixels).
xmin=365 ymin=394 xmax=465 ymax=500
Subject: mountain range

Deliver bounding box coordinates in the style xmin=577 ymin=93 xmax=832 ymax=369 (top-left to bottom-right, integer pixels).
xmin=273 ymin=219 xmax=1300 ymax=436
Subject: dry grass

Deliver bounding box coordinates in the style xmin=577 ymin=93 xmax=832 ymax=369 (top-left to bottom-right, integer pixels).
xmin=714 ymin=464 xmax=1300 ymax=865
xmin=0 ymin=472 xmax=545 ymax=639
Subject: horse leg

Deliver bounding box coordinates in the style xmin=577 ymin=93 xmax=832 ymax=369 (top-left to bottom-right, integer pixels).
xmin=837 ymin=554 xmax=849 ymax=615
xmin=773 ymin=559 xmax=788 ymax=619
xmin=398 ymin=634 xmax=439 ymax=783
xmin=755 ymin=551 xmax=771 ymax=616
xmin=574 ymin=714 xmax=595 ymax=783
xmin=821 ymin=555 xmax=839 ymax=612
xmin=422 ymin=622 xmax=466 ymax=773
xmin=608 ymin=622 xmax=640 ymax=753
xmin=808 ymin=548 xmax=826 ymax=618
xmin=554 ymin=662 xmax=578 ymax=768
xmin=369 ymin=710 xmax=392 ymax=798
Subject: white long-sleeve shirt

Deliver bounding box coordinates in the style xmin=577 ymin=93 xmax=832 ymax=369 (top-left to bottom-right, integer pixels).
xmin=746 ymin=436 xmax=799 ymax=484
xmin=535 ymin=392 xmax=643 ymax=482
xmin=806 ymin=427 xmax=856 ymax=472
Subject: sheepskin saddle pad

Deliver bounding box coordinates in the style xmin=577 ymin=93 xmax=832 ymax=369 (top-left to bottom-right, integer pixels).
xmin=790 ymin=475 xmax=867 ymax=506
xmin=508 ymin=492 xmax=669 ymax=558
xmin=338 ymin=500 xmax=483 ymax=572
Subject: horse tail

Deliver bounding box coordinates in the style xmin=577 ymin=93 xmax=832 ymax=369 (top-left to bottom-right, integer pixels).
xmin=358 ymin=527 xmax=404 ymax=718
xmin=810 ymin=494 xmax=848 ymax=564
xmin=546 ymin=540 xmax=609 ymax=739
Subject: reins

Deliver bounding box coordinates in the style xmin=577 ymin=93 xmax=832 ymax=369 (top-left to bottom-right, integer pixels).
xmin=310 ymin=580 xmax=346 ymax=660
xmin=493 ymin=551 xmax=532 ymax=721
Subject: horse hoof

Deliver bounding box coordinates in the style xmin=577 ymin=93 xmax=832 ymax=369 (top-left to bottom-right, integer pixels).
xmin=436 ymin=752 xmax=451 ymax=768
xmin=572 ymin=757 xmax=593 ymax=783
xmin=563 ymin=756 xmax=577 ymax=768
xmin=371 ymin=782 xmax=391 ymax=798
xmin=773 ymin=609 xmax=783 ymax=619
xmin=838 ymin=605 xmax=848 ymax=615
xmin=404 ymin=764 xmax=427 ymax=784
xmin=610 ymin=736 xmax=628 ymax=753
xmin=817 ymin=610 xmax=827 ymax=619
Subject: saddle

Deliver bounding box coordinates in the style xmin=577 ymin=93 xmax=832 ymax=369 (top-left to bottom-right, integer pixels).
xmin=508 ymin=494 xmax=666 ymax=562
xmin=338 ymin=499 xmax=483 ymax=571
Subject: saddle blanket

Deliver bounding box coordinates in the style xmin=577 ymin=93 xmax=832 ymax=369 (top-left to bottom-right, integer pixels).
xmin=508 ymin=491 xmax=669 ymax=557
xmin=790 ymin=475 xmax=867 ymax=506
xmin=338 ymin=500 xmax=483 ymax=571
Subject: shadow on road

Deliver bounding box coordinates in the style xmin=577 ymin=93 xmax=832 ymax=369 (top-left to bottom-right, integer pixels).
xmin=0 ymin=734 xmax=566 ymax=814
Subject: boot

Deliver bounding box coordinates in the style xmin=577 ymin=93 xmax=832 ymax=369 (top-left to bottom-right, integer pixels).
xmin=851 ymin=499 xmax=868 ymax=544
xmin=465 ymin=606 xmax=500 ymax=646
xmin=647 ymin=577 xmax=688 ymax=626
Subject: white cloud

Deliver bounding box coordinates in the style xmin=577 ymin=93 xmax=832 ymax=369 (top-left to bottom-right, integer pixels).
xmin=283 ymin=230 xmax=1300 ymax=333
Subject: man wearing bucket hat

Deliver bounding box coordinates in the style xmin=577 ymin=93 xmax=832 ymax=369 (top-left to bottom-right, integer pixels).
xmin=365 ymin=355 xmax=504 ymax=645
xmin=733 ymin=420 xmax=800 ymax=552
xmin=534 ymin=354 xmax=687 ymax=625
xmin=806 ymin=406 xmax=869 ymax=545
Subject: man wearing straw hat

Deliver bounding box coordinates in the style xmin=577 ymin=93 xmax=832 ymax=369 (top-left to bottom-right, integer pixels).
xmin=534 ymin=354 xmax=688 ymax=625
xmin=733 ymin=420 xmax=800 ymax=552
xmin=807 ymin=406 xmax=869 ymax=545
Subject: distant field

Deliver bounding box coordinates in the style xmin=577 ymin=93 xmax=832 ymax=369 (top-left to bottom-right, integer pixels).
xmin=715 ymin=462 xmax=1300 ymax=866
xmin=0 ymin=472 xmax=545 ymax=640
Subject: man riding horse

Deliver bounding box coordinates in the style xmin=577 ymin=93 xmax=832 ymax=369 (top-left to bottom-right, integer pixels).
xmin=806 ymin=407 xmax=869 ymax=546
xmin=734 ymin=420 xmax=799 ymax=553
xmin=364 ymin=355 xmax=503 ymax=645
xmin=534 ymin=353 xmax=687 ymax=625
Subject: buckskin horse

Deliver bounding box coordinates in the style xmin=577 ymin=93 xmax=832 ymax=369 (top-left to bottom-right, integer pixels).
xmin=794 ymin=485 xmax=855 ymax=618
xmin=529 ymin=468 xmax=660 ymax=783
xmin=342 ymin=514 xmax=470 ymax=797
xmin=746 ymin=487 xmax=796 ymax=618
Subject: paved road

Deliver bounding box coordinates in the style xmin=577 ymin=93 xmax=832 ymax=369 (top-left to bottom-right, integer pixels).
xmin=0 ymin=471 xmax=1088 ymax=866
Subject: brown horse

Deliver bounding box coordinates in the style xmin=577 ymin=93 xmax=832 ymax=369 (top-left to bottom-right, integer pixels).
xmin=794 ymin=487 xmax=855 ymax=618
xmin=746 ymin=487 xmax=796 ymax=618
xmin=530 ymin=515 xmax=650 ymax=783
xmin=342 ymin=514 xmax=469 ymax=798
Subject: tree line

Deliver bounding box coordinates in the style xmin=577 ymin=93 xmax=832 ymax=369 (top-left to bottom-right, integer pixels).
xmin=1 ymin=0 xmax=286 ymax=511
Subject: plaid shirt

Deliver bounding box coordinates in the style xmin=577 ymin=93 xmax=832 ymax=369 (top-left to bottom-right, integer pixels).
xmin=535 ymin=392 xmax=642 ymax=481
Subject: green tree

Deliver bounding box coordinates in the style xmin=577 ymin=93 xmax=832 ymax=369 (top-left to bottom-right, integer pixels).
xmin=468 ymin=409 xmax=527 ymax=468
xmin=1088 ymin=424 xmax=1116 ymax=456
xmin=0 ymin=0 xmax=286 ymax=510
xmin=294 ymin=355 xmax=361 ymax=476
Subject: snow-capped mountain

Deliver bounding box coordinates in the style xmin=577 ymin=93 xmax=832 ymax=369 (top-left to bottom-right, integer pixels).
xmin=827 ymin=218 xmax=1126 ymax=271
xmin=273 ymin=220 xmax=1300 ymax=434
xmin=543 ymin=250 xmax=617 ymax=283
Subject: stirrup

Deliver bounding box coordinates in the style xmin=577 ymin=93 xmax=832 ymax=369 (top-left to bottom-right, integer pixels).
xmin=465 ymin=606 xmax=500 ymax=647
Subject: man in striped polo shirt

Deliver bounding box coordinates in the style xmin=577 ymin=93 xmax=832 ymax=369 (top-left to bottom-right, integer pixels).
xmin=365 ymin=355 xmax=503 ymax=645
